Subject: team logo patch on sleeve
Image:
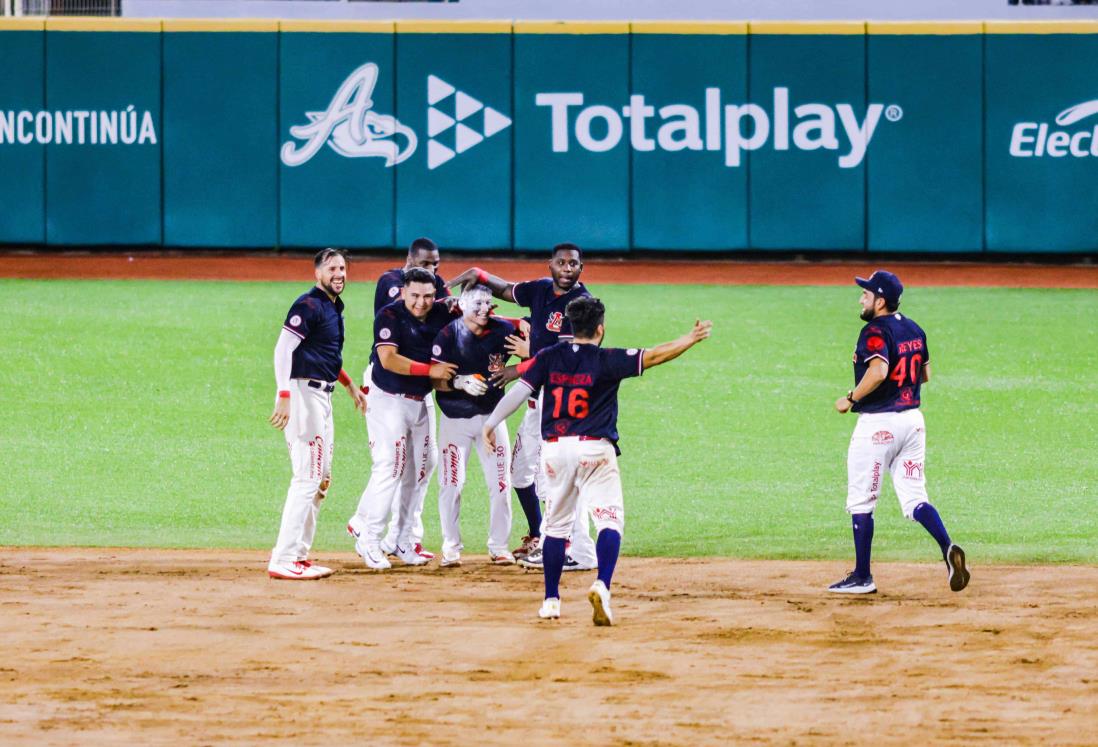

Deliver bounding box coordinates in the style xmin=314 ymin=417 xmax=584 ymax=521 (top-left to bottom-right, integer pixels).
xmin=289 ymin=314 xmax=302 ymax=327
xmin=388 ymin=286 xmax=400 ymax=298
xmin=380 ymin=328 xmax=392 ymax=340
xmin=432 ymin=344 xmax=442 ymax=356
xmin=627 ymin=348 xmax=638 ymax=356
xmin=867 ymin=336 xmax=885 ymax=352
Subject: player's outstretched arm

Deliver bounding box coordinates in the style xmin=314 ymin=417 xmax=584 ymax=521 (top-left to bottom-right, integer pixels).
xmin=481 ymin=380 xmax=534 ymax=449
xmin=641 ymin=320 xmax=713 ymax=370
xmin=376 ymin=345 xmax=457 ymax=380
xmin=446 ymin=267 xmax=516 ymax=303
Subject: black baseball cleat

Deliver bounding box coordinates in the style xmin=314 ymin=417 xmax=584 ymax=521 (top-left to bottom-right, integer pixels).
xmin=946 ymin=543 xmax=970 ymax=592
xmin=827 ymin=572 xmax=877 ymax=594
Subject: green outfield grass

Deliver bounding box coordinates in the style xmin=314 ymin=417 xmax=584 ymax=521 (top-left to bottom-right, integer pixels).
xmin=2 ymin=278 xmax=1096 ymax=564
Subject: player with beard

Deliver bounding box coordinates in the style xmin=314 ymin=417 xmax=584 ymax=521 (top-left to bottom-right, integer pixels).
xmin=267 ymin=249 xmax=368 ymax=579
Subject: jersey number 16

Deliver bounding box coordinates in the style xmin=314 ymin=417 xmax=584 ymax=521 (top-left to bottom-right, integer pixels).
xmin=549 ymin=387 xmax=589 ymax=419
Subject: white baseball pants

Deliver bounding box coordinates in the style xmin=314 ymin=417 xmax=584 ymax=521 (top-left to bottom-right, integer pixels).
xmin=513 ymin=396 xmax=597 ymax=566
xmin=541 ymin=437 xmax=625 ymax=540
xmin=271 ymin=379 xmax=334 ymax=564
xmin=846 ymin=408 xmax=930 ymax=519
xmin=437 ymin=412 xmax=512 ymax=557
xmin=351 ymin=386 xmax=433 ymax=545
xmin=363 ymin=363 xmax=437 ymax=550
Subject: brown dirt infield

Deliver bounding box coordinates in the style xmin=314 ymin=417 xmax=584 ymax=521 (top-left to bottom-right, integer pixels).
xmin=2 ymin=549 xmax=1096 ymax=745
xmin=2 ymin=251 xmax=1098 ymax=287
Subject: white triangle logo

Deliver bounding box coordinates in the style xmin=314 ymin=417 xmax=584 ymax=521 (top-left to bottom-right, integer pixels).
xmin=427 ymin=75 xmax=455 ymax=106
xmin=455 ymin=91 xmax=483 ymax=121
xmin=424 ymin=75 xmax=511 ymax=169
xmin=454 ymin=123 xmax=484 ymax=154
xmin=427 ymin=140 xmax=455 ymax=170
xmin=427 ymin=107 xmax=455 ymax=138
xmin=483 ymin=107 xmax=512 ymax=138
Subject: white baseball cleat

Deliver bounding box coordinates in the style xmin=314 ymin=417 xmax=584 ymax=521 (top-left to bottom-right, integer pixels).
xmin=358 ymin=541 xmax=392 ymax=570
xmin=538 ymin=597 xmax=561 ymax=620
xmin=395 ymin=543 xmax=429 ymax=566
xmin=268 ymin=560 xmax=333 ymax=580
xmin=440 ymin=552 xmax=462 ymax=568
xmin=489 ymin=550 xmax=516 ymax=565
xmin=588 ymin=580 xmax=614 ymax=626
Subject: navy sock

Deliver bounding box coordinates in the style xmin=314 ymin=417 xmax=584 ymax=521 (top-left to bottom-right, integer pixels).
xmin=852 ymin=513 xmax=874 ymax=578
xmin=542 ymin=535 xmax=567 ymax=600
xmin=913 ymin=502 xmax=952 ymax=558
xmin=515 ymin=485 xmax=542 ymax=538
xmin=595 ymin=529 xmax=621 ymax=589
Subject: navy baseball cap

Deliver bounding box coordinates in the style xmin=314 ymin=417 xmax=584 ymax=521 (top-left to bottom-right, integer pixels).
xmin=855 ymin=270 xmax=903 ymax=305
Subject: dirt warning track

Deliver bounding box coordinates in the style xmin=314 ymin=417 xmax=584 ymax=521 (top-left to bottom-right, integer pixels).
xmin=1 ymin=549 xmax=1095 ymax=745
xmin=2 ymin=252 xmax=1097 ymax=288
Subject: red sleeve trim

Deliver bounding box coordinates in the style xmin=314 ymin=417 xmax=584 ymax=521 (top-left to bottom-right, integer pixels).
xmin=862 ymin=353 xmax=889 ymax=365
xmin=282 ymin=325 xmax=305 ymax=340
xmin=374 ymin=341 xmax=398 ymax=349
xmin=637 ymin=349 xmax=646 ymax=376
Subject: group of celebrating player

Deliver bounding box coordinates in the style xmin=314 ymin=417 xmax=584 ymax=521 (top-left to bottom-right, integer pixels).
xmin=267 ymin=240 xmax=969 ymax=627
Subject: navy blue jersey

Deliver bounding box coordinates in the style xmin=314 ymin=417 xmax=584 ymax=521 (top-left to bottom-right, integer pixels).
xmin=283 ymin=286 xmax=345 ymax=382
xmin=852 ymin=312 xmax=930 ymax=414
xmin=431 ymin=317 xmax=516 ymax=419
xmin=511 ymin=279 xmax=590 ymax=356
xmin=374 ymin=268 xmax=449 ymax=315
xmin=521 ymin=342 xmax=645 ymax=442
xmin=370 ymin=299 xmax=454 ymax=397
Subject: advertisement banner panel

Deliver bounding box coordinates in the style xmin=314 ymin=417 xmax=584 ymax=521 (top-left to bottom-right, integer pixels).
xmin=279 ymin=25 xmax=396 ymax=249
xmin=514 ymin=23 xmax=630 ymax=251
xmin=748 ymin=25 xmax=868 ymax=250
xmin=395 ymin=24 xmax=512 ymax=251
xmin=867 ymin=26 xmax=983 ymax=252
xmin=0 ymin=25 xmax=45 ymax=244
xmin=163 ymin=23 xmax=278 ymax=248
xmin=46 ymin=25 xmax=161 ymax=245
xmin=630 ymin=25 xmax=749 ymax=251
xmin=986 ymin=29 xmax=1098 ymax=252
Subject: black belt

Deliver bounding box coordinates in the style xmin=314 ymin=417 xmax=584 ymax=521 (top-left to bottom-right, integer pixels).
xmin=307 ymin=380 xmax=336 ymax=393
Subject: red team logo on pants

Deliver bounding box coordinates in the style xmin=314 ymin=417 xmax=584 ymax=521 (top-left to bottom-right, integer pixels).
xmin=903 ymin=460 xmax=924 ymax=479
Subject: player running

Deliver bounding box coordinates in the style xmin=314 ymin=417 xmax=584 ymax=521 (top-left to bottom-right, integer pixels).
xmin=483 ymin=297 xmax=712 ymax=625
xmin=369 ymin=237 xmax=450 ymax=563
xmin=448 ymin=244 xmax=596 ymax=571
xmin=430 ymin=284 xmax=519 ymax=566
xmin=348 ymin=268 xmax=457 ymax=570
xmin=267 ymin=249 xmax=368 ymax=580
xmin=830 ymin=270 xmax=970 ymax=595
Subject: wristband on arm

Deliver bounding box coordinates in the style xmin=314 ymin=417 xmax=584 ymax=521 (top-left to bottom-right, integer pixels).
xmin=278 ymin=390 xmax=291 ymax=399
xmin=338 ymin=369 xmax=351 ymax=386
xmin=475 ymin=268 xmax=490 ymax=285
xmin=409 ymin=362 xmax=431 ymax=377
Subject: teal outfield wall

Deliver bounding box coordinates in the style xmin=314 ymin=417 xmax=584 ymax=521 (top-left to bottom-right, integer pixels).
xmin=1 ymin=19 xmax=1097 ymax=253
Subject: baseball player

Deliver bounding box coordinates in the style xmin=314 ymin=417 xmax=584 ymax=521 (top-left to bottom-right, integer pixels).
xmin=370 ymin=237 xmax=450 ymax=562
xmin=448 ymin=244 xmax=597 ymax=570
xmin=484 ymin=297 xmax=712 ymax=624
xmin=430 ymin=284 xmax=518 ymax=566
xmin=830 ymin=270 xmax=970 ymax=594
xmin=347 ymin=267 xmax=457 ymax=570
xmin=268 ymin=248 xmax=368 ymax=580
